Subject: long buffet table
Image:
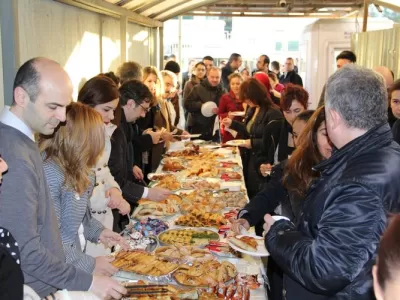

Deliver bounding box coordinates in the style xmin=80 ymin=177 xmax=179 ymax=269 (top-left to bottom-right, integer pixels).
xmin=114 ymin=142 xmax=268 ymax=300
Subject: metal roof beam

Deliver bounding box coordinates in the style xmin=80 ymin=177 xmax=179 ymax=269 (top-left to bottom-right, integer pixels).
xmin=372 ymin=0 xmax=400 ymax=12
xmin=156 ymin=0 xmax=221 ymax=21
xmin=54 ymin=0 xmax=163 ymax=27
xmin=183 ymin=12 xmax=340 ymax=18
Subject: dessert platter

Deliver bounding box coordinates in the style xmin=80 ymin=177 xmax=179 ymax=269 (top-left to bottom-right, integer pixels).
xmin=113 ymin=144 xmax=268 ymax=299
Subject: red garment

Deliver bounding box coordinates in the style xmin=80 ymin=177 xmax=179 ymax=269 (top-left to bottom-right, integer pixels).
xmin=253 ymin=72 xmax=272 ymax=101
xmin=275 ymin=83 xmax=285 ymax=93
xmin=218 ymin=91 xmax=245 ymax=143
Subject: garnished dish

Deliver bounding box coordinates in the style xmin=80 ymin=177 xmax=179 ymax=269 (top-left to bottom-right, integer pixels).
xmin=173 ymin=260 xmax=237 ymax=287
xmin=228 ymin=235 xmax=269 ymax=257
xmin=112 ymin=251 xmax=179 ymax=276
xmin=158 ymin=229 xmax=219 ymax=247
xmin=131 ymin=199 xmax=179 ymax=220
xmin=155 ymin=245 xmax=215 ymax=263
xmin=174 ymin=209 xmax=227 ymax=228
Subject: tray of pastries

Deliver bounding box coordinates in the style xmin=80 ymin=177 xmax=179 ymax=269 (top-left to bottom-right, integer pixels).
xmin=179 ymin=191 xmax=224 ymax=213
xmin=112 ymin=251 xmax=179 ymax=277
xmin=149 ymin=174 xmax=181 ymax=191
xmin=180 ymin=179 xmax=221 ymax=191
xmin=214 ymin=191 xmax=248 ymax=208
xmin=161 ymin=158 xmax=186 ymax=172
xmin=174 ymin=209 xmax=227 ymax=228
xmin=158 ymin=228 xmax=219 ymax=247
xmin=173 ymin=260 xmax=237 ymax=287
xmin=155 ymin=245 xmax=215 ymax=263
xmin=131 ymin=199 xmax=180 ymax=220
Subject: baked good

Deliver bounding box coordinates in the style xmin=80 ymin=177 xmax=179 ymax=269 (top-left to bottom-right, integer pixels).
xmin=229 ymin=236 xmax=258 ymax=252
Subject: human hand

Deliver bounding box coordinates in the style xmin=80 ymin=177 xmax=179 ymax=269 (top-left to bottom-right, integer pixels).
xmin=147 ymin=187 xmax=172 ymax=202
xmin=132 ymin=165 xmax=144 ymax=180
xmin=89 ymin=276 xmax=127 ymax=300
xmin=99 ymin=229 xmax=129 ymax=250
xmin=262 ymin=214 xmax=276 ymax=236
xmin=239 ymin=139 xmax=251 ymax=149
xmin=181 ymin=131 xmax=190 ymax=138
xmin=106 ymin=188 xmax=123 ymax=209
xmin=272 ymin=90 xmax=281 ymax=98
xmin=222 ymin=118 xmax=232 ymax=128
xmin=93 ymin=256 xmax=118 ymax=277
xmin=260 ymin=164 xmax=272 ymax=177
xmin=211 ymin=107 xmax=219 ymax=114
xmin=118 ymin=200 xmax=131 ymax=216
xmin=229 ymin=218 xmax=250 ymax=234
xmin=228 ymin=112 xmax=234 ymax=119
xmin=148 ymin=131 xmax=161 ymax=144
xmin=161 ymin=132 xmax=176 ymax=142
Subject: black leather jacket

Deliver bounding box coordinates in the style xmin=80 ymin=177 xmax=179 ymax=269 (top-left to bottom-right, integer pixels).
xmin=266 ymin=123 xmax=400 ymax=300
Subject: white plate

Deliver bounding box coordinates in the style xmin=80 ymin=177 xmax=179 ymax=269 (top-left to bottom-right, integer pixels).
xmin=201 ymin=144 xmax=221 ymax=149
xmin=173 ymin=133 xmax=201 ymax=138
xmin=272 ymin=216 xmax=290 ymax=222
xmin=192 ymin=139 xmax=205 ymax=145
xmin=230 ymin=111 xmax=245 ymax=117
xmin=225 ymin=140 xmax=246 ymax=146
xmin=228 ymin=235 xmax=269 ymax=257
xmin=201 ymin=101 xmax=218 ymax=117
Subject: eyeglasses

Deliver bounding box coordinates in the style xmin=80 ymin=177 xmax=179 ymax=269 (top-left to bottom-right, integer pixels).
xmin=139 ymin=103 xmax=151 ymax=113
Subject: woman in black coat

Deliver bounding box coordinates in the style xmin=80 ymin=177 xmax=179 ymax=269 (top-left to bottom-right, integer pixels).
xmin=257 ymin=84 xmax=309 ymax=177
xmin=231 ymin=108 xmax=330 ymax=300
xmin=222 ymin=78 xmax=282 ymax=198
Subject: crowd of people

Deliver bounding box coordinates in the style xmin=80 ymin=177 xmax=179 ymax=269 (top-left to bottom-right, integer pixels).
xmin=0 ymin=49 xmax=400 ymax=300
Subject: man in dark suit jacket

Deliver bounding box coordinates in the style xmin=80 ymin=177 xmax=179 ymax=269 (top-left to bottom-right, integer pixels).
xmin=221 ymin=53 xmax=242 ymax=91
xmin=280 ymin=57 xmax=303 ymax=87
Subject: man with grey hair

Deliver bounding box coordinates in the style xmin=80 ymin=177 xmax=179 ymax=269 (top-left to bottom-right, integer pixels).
xmin=117 ymin=61 xmax=143 ymax=84
xmin=263 ymin=65 xmax=400 ymax=300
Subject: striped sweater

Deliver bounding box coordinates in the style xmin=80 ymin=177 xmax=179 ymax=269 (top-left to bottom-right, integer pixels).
xmin=42 ymin=157 xmax=104 ymax=274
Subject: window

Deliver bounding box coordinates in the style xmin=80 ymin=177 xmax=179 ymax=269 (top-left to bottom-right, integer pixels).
xmin=288 ymin=41 xmax=299 ymax=52
xmin=275 ymin=42 xmax=283 ymax=51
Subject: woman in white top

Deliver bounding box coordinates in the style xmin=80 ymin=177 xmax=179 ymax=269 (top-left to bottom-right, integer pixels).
xmin=78 ymin=75 xmax=130 ymax=257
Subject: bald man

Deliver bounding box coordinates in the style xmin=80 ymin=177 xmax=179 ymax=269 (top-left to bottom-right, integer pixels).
xmin=374 ymin=66 xmax=396 ymax=127
xmin=0 ymin=58 xmax=126 ymax=299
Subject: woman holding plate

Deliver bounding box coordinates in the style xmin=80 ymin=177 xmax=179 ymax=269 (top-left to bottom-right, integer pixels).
xmin=218 ymin=73 xmax=245 ymax=143
xmin=221 ymin=78 xmax=282 ymax=198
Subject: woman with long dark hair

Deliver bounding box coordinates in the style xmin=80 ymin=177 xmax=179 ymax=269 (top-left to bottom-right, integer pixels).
xmin=78 ymin=75 xmax=130 ymax=256
xmin=222 ymin=78 xmax=282 ymax=198
xmin=257 ymin=84 xmax=309 ymax=176
xmin=231 ymin=107 xmax=332 ymax=300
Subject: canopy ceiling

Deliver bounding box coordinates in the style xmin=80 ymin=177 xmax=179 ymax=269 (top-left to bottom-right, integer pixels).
xmin=104 ymin=0 xmax=400 ymax=21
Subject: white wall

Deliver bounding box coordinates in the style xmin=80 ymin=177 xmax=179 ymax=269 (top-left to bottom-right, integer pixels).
xmin=16 ymin=0 xmax=153 ymax=99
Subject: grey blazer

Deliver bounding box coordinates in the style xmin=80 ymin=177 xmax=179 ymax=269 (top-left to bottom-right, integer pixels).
xmin=0 ymin=122 xmax=92 ymax=298
xmin=42 ymin=157 xmax=104 ymax=274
